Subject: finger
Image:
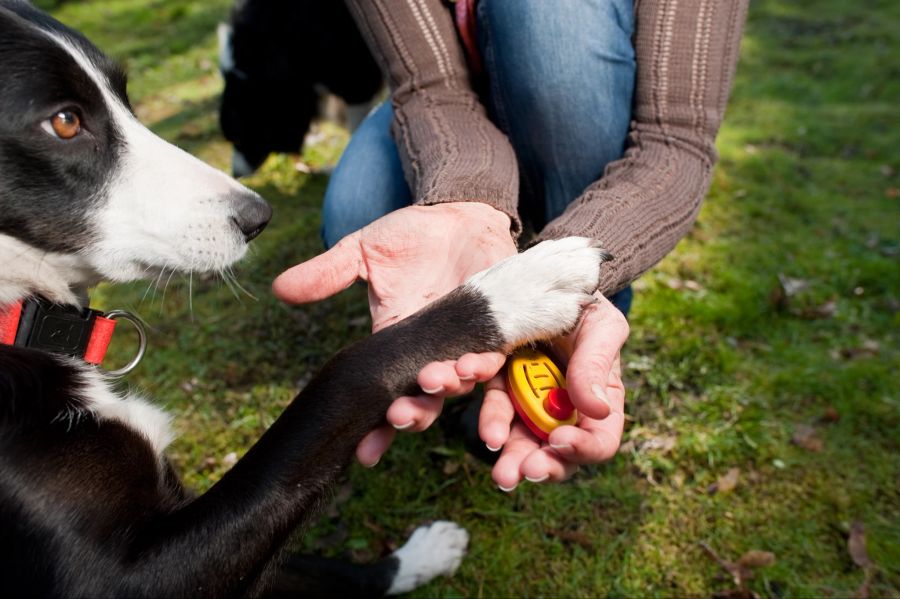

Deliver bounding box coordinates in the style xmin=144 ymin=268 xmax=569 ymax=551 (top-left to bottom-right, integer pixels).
xmin=417 ymin=361 xmax=477 ymax=396
xmin=478 ymin=375 xmax=515 ymax=451
xmin=455 ymin=352 xmax=507 ymax=382
xmin=491 ymin=422 xmax=540 ymax=492
xmin=385 ymin=394 xmax=445 ymax=432
xmin=272 ymin=233 xmax=365 ymax=304
xmin=547 ymin=404 xmax=625 ymax=468
xmin=520 ymin=447 xmax=579 ymax=483
xmin=565 ymin=296 xmax=630 ymax=419
xmin=355 ymin=425 xmax=396 ymax=467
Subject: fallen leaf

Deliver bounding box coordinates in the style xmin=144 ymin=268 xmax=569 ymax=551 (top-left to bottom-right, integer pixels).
xmin=800 ymin=299 xmax=837 ymax=319
xmin=792 ymin=424 xmax=824 ymax=452
xmin=712 ymin=468 xmax=741 ymax=494
xmin=443 ymin=460 xmax=460 ymax=475
xmin=848 ymin=521 xmax=872 ymax=569
xmin=684 ymin=279 xmax=703 ymax=292
xmin=778 ymin=274 xmax=810 ymax=298
xmin=848 ymin=521 xmax=875 ymax=599
xmin=617 ymin=439 xmax=636 ymax=454
xmin=738 ymin=550 xmax=776 ymax=568
xmin=701 ymin=542 xmax=776 ymax=596
xmin=641 ymin=434 xmax=677 ymax=454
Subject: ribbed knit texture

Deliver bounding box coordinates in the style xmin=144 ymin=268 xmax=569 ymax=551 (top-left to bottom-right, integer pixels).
xmin=347 ymin=0 xmax=749 ymax=295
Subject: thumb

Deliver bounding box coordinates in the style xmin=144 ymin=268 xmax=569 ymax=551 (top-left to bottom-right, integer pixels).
xmin=564 ymin=299 xmax=629 ymax=419
xmin=272 ymin=234 xmax=365 ymax=304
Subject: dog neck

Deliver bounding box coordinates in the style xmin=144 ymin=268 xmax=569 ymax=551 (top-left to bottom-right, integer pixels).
xmin=0 ymin=234 xmax=99 ymax=308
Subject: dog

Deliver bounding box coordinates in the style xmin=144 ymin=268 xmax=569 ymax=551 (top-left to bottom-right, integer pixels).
xmin=0 ymin=1 xmax=609 ymax=596
xmin=217 ymin=0 xmax=383 ymax=177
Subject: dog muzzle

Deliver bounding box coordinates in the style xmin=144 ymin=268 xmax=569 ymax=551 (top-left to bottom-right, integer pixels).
xmin=0 ymin=297 xmax=146 ymax=378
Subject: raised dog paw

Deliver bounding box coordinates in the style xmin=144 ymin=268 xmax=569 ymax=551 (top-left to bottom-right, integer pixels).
xmin=465 ymin=237 xmax=610 ymax=350
xmin=386 ymin=521 xmax=469 ymax=595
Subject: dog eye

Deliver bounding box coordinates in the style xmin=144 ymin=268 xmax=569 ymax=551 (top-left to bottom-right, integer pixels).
xmin=42 ymin=111 xmax=82 ymax=140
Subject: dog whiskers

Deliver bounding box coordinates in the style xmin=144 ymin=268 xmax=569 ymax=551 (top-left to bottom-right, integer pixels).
xmin=225 ymin=265 xmax=257 ymax=301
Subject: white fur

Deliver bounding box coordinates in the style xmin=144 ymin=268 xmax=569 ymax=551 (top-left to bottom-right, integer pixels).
xmin=43 ymin=30 xmax=258 ymax=283
xmin=386 ymin=521 xmax=469 ymax=595
xmin=216 ymin=22 xmax=235 ymax=73
xmin=0 ymin=235 xmax=99 ymax=307
xmin=72 ymin=364 xmax=174 ymax=456
xmin=465 ymin=237 xmax=608 ymax=350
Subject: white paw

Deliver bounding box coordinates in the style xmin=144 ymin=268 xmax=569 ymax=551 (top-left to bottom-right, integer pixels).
xmin=386 ymin=521 xmax=469 ymax=595
xmin=465 ymin=237 xmax=610 ymax=349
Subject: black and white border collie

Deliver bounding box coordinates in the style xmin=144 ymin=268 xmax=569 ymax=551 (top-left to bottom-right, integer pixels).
xmin=0 ymin=1 xmax=609 ymax=596
xmin=217 ymin=0 xmax=383 ymax=177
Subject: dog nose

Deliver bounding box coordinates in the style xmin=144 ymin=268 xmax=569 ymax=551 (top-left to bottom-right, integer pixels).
xmin=230 ymin=192 xmax=272 ymax=242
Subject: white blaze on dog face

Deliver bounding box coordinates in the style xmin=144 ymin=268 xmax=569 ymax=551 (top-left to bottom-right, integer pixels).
xmin=40 ymin=29 xmax=271 ymax=282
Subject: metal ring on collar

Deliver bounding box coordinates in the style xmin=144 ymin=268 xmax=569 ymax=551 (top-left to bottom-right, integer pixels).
xmin=98 ymin=310 xmax=147 ymax=378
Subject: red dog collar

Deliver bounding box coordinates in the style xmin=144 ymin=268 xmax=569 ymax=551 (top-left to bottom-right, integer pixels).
xmin=0 ymin=297 xmax=146 ymax=377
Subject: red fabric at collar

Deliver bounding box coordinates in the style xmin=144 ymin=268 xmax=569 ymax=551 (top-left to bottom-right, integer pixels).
xmin=83 ymin=315 xmax=117 ymax=365
xmin=0 ymin=300 xmax=116 ymax=364
xmin=0 ymin=300 xmax=22 ymax=345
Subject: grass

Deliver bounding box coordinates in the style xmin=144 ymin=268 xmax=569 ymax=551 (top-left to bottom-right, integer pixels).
xmin=40 ymin=0 xmax=899 ymax=596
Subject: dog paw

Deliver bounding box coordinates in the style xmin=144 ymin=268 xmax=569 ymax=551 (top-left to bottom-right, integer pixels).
xmin=465 ymin=237 xmax=610 ymax=349
xmin=387 ymin=521 xmax=469 ymax=595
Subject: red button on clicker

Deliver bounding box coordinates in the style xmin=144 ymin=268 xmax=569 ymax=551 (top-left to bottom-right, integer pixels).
xmin=543 ymin=388 xmax=574 ymax=421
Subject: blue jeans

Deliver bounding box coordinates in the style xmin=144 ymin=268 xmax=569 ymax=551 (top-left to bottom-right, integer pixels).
xmin=322 ymin=0 xmax=636 ymax=314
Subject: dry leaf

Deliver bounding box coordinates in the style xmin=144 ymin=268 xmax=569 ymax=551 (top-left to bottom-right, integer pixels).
xmin=848 ymin=521 xmax=875 ymax=599
xmin=737 ymin=550 xmax=775 ymax=568
xmin=801 ymin=299 xmax=837 ymax=319
xmin=714 ymin=468 xmax=741 ymax=494
xmin=848 ymin=521 xmax=872 ymax=569
xmin=641 ymin=434 xmax=677 ymax=454
xmin=701 ymin=542 xmax=775 ymax=596
xmin=778 ymin=274 xmax=810 ymax=297
xmin=792 ymin=425 xmax=824 ymax=452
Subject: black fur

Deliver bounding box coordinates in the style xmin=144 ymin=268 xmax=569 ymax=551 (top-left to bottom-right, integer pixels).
xmin=219 ymin=0 xmax=383 ymax=175
xmin=1 ymin=290 xmax=501 ymax=597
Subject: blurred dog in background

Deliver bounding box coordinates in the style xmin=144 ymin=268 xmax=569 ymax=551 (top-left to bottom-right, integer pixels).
xmin=218 ymin=0 xmax=383 ymax=177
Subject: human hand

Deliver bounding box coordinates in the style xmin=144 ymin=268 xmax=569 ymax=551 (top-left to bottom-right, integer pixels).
xmin=401 ymin=292 xmax=629 ymax=490
xmin=271 ymin=201 xmax=517 ymax=464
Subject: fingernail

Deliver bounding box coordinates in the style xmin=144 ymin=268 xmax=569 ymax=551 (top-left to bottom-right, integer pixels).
xmin=497 ymin=483 xmax=517 ymax=493
xmin=525 ymin=474 xmax=549 ymax=483
xmin=458 ymin=374 xmax=476 ymax=382
xmin=421 ymin=385 xmax=443 ymax=395
xmin=591 ymin=383 xmax=611 ymax=409
xmin=486 ymin=444 xmax=502 ymax=452
xmin=550 ymin=443 xmax=572 ymax=452
xmin=363 ymin=457 xmax=380 ymax=468
xmin=393 ymin=420 xmax=415 ymax=430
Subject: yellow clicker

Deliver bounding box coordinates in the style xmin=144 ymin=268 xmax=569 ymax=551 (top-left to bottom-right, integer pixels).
xmin=505 ymin=348 xmax=577 ymax=441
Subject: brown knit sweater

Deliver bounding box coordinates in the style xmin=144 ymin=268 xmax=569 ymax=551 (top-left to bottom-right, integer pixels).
xmin=346 ymin=0 xmax=749 ymax=296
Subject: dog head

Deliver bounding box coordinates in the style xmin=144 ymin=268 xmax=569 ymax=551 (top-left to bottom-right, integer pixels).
xmin=0 ymin=1 xmax=271 ymax=305
xmin=217 ymin=21 xmax=317 ymax=177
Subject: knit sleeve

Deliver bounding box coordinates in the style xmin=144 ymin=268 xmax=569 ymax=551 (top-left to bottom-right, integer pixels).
xmin=533 ymin=0 xmax=750 ymax=296
xmin=345 ymin=0 xmax=522 ymax=237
